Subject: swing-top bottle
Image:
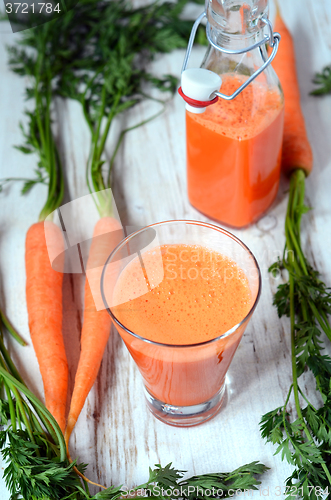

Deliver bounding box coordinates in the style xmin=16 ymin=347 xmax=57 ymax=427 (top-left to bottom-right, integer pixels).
xmin=185 ymin=0 xmax=284 ymax=228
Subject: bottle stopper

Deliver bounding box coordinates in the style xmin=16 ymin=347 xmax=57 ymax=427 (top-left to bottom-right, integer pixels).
xmin=178 ymin=68 xmax=222 ymax=114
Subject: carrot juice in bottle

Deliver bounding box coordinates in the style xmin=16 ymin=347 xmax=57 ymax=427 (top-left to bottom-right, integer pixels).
xmin=182 ymin=0 xmax=284 ymax=228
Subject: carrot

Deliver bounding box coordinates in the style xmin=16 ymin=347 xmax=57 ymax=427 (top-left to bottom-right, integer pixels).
xmin=6 ymin=24 xmax=68 ymax=432
xmin=272 ymin=7 xmax=313 ymax=176
xmin=65 ymin=216 xmax=122 ymax=445
xmin=25 ymin=221 xmax=67 ymax=433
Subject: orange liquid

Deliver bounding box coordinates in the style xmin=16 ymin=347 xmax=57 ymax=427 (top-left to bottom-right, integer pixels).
xmin=112 ymin=244 xmax=252 ymax=406
xmin=187 ymin=74 xmax=284 ymax=228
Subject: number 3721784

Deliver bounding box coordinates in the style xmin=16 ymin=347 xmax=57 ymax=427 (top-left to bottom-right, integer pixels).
xmin=5 ymin=3 xmax=60 ymax=14
xmin=275 ymin=485 xmax=329 ymax=497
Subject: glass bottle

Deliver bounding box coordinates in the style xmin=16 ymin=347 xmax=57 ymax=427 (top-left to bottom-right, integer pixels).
xmin=185 ymin=0 xmax=284 ymax=228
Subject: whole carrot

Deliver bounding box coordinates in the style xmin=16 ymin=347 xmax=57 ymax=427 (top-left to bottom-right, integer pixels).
xmin=272 ymin=7 xmax=313 ymax=176
xmin=5 ymin=22 xmax=67 ymax=433
xmin=26 ymin=221 xmax=67 ymax=433
xmin=65 ymin=216 xmax=122 ymax=445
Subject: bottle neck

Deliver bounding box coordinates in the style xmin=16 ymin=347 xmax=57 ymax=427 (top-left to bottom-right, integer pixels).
xmin=208 ymin=24 xmax=266 ymax=52
xmin=206 ymin=0 xmax=269 ymax=38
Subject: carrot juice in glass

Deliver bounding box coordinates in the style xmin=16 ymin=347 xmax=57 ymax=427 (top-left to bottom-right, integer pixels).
xmin=101 ymin=221 xmax=261 ymax=426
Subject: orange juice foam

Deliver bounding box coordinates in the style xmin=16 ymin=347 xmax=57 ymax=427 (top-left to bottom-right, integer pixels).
xmin=113 ymin=244 xmax=251 ymax=344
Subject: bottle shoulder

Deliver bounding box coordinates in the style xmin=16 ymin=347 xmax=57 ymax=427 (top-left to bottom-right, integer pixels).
xmin=201 ymin=44 xmax=284 ymax=100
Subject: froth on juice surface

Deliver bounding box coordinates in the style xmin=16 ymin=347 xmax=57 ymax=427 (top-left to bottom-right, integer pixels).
xmin=112 ymin=244 xmax=253 ymax=406
xmin=113 ymin=244 xmax=251 ymax=344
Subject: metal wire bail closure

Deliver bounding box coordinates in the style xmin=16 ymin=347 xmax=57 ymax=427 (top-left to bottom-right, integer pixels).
xmin=180 ymin=11 xmax=281 ymax=105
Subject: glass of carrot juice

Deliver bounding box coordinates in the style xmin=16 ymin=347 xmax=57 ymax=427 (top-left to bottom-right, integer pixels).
xmin=101 ymin=220 xmax=261 ymax=426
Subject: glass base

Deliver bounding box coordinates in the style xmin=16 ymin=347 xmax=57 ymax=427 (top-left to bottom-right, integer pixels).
xmin=144 ymin=384 xmax=226 ymax=427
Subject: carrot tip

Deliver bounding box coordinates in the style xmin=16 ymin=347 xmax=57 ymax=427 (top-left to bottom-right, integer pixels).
xmin=67 ymin=446 xmax=107 ymax=490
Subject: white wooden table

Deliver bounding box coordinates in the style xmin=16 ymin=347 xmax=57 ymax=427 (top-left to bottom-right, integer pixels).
xmin=1 ymin=0 xmax=331 ymax=497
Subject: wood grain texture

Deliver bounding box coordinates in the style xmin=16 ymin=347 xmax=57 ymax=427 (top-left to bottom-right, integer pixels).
xmin=1 ymin=0 xmax=331 ymax=497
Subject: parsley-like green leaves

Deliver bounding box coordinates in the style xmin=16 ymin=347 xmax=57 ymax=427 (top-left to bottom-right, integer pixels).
xmin=261 ymin=169 xmax=331 ymax=499
xmin=2 ymin=430 xmax=82 ymax=500
xmin=311 ymin=65 xmax=331 ymax=95
xmin=177 ymin=462 xmax=269 ymax=499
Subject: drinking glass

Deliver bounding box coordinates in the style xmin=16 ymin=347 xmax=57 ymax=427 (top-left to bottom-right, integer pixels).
xmin=101 ymin=220 xmax=261 ymax=426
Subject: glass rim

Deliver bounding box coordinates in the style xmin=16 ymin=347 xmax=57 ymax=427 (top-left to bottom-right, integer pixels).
xmin=100 ymin=219 xmax=262 ymax=348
